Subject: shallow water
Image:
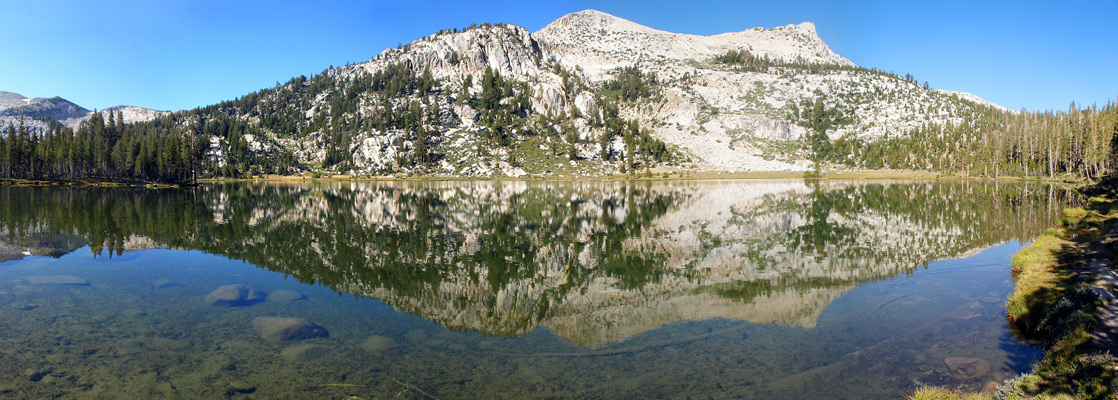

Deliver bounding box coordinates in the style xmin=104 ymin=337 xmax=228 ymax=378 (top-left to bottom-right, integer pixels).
xmin=0 ymin=180 xmax=1075 ymax=398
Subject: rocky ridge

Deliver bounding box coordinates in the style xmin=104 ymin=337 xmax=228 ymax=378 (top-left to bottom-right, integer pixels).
xmin=226 ymin=9 xmax=1006 ymax=176
xmin=534 ymin=11 xmax=852 ymax=76
xmin=531 ymin=10 xmax=1002 ymax=170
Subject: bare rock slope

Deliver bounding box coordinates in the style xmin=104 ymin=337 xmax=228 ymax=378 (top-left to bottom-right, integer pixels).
xmin=531 ymin=10 xmax=1001 ymax=171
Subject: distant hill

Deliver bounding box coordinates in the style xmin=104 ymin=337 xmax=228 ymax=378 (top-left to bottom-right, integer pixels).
xmin=0 ymin=90 xmax=168 ymax=133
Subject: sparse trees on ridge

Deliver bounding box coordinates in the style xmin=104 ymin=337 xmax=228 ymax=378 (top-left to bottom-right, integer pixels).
xmin=822 ymin=101 xmax=1118 ymax=178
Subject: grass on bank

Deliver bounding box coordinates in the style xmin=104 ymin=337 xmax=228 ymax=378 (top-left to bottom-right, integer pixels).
xmin=1006 ymin=232 xmax=1074 ymax=334
xmin=908 ymin=386 xmax=992 ymax=400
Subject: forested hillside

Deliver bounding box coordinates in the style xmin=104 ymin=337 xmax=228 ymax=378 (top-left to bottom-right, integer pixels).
xmin=1 ymin=112 xmax=197 ymax=183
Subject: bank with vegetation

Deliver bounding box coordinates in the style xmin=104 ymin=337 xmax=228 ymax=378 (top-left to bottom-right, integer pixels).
xmin=912 ymin=176 xmax=1118 ymax=400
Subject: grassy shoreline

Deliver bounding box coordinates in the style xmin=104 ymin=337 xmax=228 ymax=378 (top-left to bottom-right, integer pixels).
xmin=912 ymin=177 xmax=1118 ymax=400
xmin=195 ymin=169 xmax=1087 ymax=183
xmin=4 ymin=168 xmax=1087 ymax=186
xmin=0 ymin=178 xmax=187 ymax=188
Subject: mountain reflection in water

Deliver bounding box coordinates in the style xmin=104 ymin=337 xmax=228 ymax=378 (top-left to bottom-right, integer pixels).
xmin=0 ymin=180 xmax=1072 ymax=347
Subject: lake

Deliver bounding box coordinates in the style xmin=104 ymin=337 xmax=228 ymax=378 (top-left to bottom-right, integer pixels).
xmin=0 ymin=179 xmax=1075 ymax=399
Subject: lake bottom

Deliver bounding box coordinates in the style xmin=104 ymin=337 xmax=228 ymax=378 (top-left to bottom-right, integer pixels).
xmin=0 ymin=242 xmax=1039 ymax=399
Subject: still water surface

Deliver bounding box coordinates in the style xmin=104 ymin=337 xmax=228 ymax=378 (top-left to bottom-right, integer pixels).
xmin=0 ymin=180 xmax=1075 ymax=398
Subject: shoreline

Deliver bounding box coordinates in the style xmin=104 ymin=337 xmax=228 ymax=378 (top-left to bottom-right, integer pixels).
xmin=0 ymin=179 xmax=188 ymax=189
xmin=4 ymin=169 xmax=1089 ymax=186
xmin=913 ymin=177 xmax=1118 ymax=399
xmin=196 ymin=169 xmax=1086 ymax=183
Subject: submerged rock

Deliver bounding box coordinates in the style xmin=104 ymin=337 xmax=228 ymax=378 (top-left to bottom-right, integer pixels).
xmin=267 ymin=290 xmax=307 ymax=303
xmin=152 ymin=279 xmax=183 ymax=289
xmin=156 ymin=382 xmax=176 ymax=397
xmin=281 ymin=343 xmax=329 ymax=361
xmin=360 ymin=335 xmax=399 ymax=352
xmin=12 ymin=303 xmax=38 ymax=311
xmin=204 ymin=284 xmax=265 ymax=307
xmin=25 ymin=275 xmax=88 ymax=285
xmin=404 ymin=329 xmax=428 ymax=344
xmin=251 ymin=317 xmax=328 ymax=342
xmin=24 ymin=367 xmax=51 ymax=382
xmin=944 ymin=357 xmax=991 ymax=380
xmin=224 ymin=380 xmax=256 ymax=395
xmin=980 ymin=296 xmax=1001 ymax=304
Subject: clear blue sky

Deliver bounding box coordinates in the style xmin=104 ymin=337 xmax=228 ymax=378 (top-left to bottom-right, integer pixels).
xmin=1 ymin=0 xmax=1114 ymax=113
